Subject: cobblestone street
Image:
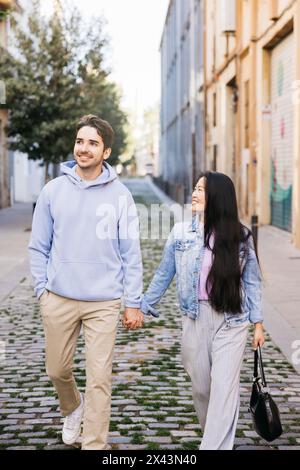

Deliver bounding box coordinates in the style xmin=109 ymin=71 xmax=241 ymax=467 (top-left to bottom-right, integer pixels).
xmin=1 ymin=179 xmax=300 ymax=450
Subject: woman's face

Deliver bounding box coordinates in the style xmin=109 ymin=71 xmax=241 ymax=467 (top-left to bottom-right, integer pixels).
xmin=192 ymin=176 xmax=206 ymax=213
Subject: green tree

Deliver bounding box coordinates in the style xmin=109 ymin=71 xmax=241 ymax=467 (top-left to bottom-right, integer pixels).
xmin=0 ymin=0 xmax=128 ymax=180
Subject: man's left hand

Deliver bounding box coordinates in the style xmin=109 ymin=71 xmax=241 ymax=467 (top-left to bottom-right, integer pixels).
xmin=122 ymin=308 xmax=144 ymax=330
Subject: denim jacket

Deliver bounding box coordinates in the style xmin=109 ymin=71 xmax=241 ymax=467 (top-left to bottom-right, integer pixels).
xmin=141 ymin=216 xmax=263 ymax=327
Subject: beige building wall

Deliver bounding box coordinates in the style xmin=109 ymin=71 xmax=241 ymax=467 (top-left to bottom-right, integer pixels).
xmin=255 ymin=0 xmax=300 ymax=248
xmin=205 ymin=0 xmax=238 ymax=179
xmin=204 ymin=0 xmax=300 ymax=248
xmin=239 ymin=51 xmax=251 ymax=219
xmin=241 ymin=0 xmax=251 ymax=48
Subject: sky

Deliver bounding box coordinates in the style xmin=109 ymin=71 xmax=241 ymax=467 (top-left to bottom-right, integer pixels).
xmin=62 ymin=0 xmax=169 ymax=118
xmin=89 ymin=0 xmax=169 ymax=115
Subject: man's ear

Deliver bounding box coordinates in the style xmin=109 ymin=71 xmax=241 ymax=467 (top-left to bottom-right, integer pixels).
xmin=103 ymin=148 xmax=112 ymax=160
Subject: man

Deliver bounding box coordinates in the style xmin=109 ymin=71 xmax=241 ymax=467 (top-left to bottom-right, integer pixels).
xmin=28 ymin=114 xmax=144 ymax=450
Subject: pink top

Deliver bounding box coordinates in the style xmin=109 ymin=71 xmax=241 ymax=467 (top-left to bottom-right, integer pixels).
xmin=198 ymin=234 xmax=214 ymax=300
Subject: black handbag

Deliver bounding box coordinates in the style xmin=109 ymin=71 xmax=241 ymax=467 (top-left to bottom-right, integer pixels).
xmin=249 ymin=346 xmax=283 ymax=442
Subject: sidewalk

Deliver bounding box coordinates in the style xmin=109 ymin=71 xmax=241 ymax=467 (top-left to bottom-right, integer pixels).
xmin=0 ymin=202 xmax=32 ymax=304
xmin=147 ymin=177 xmax=300 ymax=374
xmin=258 ymin=226 xmax=300 ymax=374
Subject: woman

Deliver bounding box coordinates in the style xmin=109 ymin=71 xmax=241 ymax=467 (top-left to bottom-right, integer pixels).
xmin=141 ymin=171 xmax=265 ymax=450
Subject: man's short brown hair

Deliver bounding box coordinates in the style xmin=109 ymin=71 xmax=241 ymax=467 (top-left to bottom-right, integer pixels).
xmin=76 ymin=115 xmax=114 ymax=149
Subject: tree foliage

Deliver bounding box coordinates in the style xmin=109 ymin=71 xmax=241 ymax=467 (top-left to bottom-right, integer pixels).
xmin=0 ymin=0 xmax=128 ymax=177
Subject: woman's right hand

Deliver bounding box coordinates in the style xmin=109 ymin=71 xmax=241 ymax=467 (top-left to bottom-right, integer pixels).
xmin=252 ymin=323 xmax=265 ymax=350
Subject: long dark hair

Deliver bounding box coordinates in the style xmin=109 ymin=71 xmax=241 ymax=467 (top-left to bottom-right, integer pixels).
xmin=199 ymin=171 xmax=260 ymax=315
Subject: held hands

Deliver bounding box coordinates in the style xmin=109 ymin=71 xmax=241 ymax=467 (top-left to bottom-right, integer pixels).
xmin=122 ymin=307 xmax=144 ymax=330
xmin=252 ymin=322 xmax=265 ymax=350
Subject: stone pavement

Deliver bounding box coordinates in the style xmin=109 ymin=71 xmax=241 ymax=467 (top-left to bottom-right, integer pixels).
xmin=0 ymin=179 xmax=300 ymax=450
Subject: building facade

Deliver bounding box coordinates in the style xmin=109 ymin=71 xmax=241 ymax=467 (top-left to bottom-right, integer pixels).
xmin=204 ymin=0 xmax=300 ymax=248
xmin=159 ymin=0 xmax=205 ymax=204
xmin=255 ymin=0 xmax=300 ymax=249
xmin=160 ymin=0 xmax=300 ymax=248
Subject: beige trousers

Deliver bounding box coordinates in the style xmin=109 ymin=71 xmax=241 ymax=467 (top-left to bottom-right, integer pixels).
xmin=39 ymin=290 xmax=121 ymax=450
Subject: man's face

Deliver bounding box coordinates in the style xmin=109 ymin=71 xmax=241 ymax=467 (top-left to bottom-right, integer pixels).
xmin=74 ymin=126 xmax=111 ymax=170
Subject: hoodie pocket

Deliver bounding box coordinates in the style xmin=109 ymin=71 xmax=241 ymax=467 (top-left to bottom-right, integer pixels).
xmin=51 ymin=261 xmax=107 ymax=297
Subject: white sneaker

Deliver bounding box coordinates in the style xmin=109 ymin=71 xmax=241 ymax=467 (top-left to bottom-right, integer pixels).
xmin=70 ymin=435 xmax=82 ymax=449
xmin=62 ymin=393 xmax=84 ymax=445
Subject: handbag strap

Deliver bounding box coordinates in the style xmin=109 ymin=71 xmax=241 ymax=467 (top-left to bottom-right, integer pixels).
xmin=254 ymin=346 xmax=267 ymax=387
